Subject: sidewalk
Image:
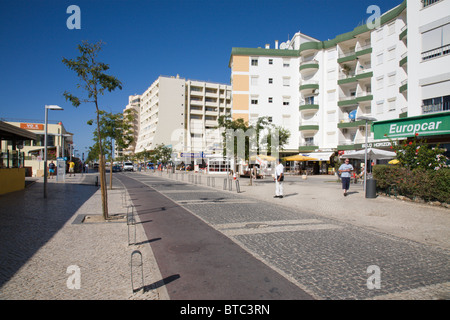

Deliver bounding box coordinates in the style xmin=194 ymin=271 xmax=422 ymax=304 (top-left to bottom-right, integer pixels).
xmin=149 ymin=170 xmax=450 ymax=251
xmin=0 ymin=173 xmax=168 ymax=300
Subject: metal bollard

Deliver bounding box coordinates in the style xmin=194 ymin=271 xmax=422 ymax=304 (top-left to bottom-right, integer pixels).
xmin=223 ymin=178 xmax=227 ymax=190
xmin=130 ymin=250 xmax=144 ymax=293
xmin=235 ymin=180 xmax=240 ymax=193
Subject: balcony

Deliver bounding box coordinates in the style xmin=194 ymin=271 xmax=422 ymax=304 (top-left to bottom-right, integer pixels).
xmin=299 ymin=103 xmax=319 ymax=113
xmin=422 ymin=44 xmax=450 ymax=61
xmin=422 ymin=101 xmax=450 ymax=114
xmin=399 ymin=52 xmax=407 ymax=68
xmin=299 ymin=59 xmax=319 ymax=76
xmin=399 ymin=79 xmax=407 ymax=94
xmin=299 ymin=80 xmax=319 ymax=93
xmin=338 ymin=46 xmax=372 ymax=64
xmin=299 ymin=121 xmax=319 ymax=132
xmin=338 ymin=93 xmax=373 ymax=107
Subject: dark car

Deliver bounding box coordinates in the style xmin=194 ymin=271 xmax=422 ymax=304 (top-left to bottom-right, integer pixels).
xmin=112 ymin=165 xmax=122 ymax=172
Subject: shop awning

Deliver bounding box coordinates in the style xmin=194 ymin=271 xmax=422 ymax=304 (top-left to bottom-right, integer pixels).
xmin=299 ymin=152 xmax=334 ymax=161
xmin=283 ymin=155 xmax=317 ymax=161
xmin=0 ymin=121 xmax=37 ymax=141
xmin=340 ymin=148 xmax=396 ymax=160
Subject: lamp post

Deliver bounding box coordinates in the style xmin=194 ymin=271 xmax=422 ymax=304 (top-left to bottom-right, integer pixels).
xmin=357 ymin=115 xmax=376 ymax=197
xmin=44 ymin=105 xmax=63 ymax=198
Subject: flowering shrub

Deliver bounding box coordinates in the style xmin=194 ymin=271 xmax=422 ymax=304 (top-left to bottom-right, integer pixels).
xmin=386 ymin=133 xmax=448 ymax=171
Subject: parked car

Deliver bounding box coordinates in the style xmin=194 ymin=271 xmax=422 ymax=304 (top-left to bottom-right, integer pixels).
xmin=112 ymin=165 xmax=122 ymax=172
xmin=123 ymin=161 xmax=134 ymax=172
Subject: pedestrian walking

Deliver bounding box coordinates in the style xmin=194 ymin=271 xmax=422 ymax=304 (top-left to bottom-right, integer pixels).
xmin=48 ymin=161 xmax=56 ymax=179
xmin=274 ymin=159 xmax=284 ymax=198
xmin=338 ymin=158 xmax=353 ymax=196
xmin=68 ymin=160 xmax=75 ymax=177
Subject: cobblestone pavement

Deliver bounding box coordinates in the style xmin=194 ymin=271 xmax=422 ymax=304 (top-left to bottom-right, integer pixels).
xmin=122 ymin=170 xmax=450 ymax=300
xmin=1 ymin=170 xmax=449 ymax=300
xmin=0 ymin=173 xmax=168 ymax=300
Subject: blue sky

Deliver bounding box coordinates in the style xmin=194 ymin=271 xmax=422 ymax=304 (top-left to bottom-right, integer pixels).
xmin=0 ymin=0 xmax=402 ymax=159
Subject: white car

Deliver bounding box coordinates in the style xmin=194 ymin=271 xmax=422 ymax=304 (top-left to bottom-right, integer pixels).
xmin=123 ymin=162 xmax=134 ymax=172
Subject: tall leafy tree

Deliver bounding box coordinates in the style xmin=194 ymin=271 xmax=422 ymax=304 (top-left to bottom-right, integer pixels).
xmin=62 ymin=41 xmax=123 ymax=220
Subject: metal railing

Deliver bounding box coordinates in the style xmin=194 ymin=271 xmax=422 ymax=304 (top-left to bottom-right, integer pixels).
xmin=422 ymin=44 xmax=450 ymax=61
xmin=422 ymin=101 xmax=450 ymax=114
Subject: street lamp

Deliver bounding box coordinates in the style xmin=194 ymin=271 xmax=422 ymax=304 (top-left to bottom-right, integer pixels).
xmin=357 ymin=115 xmax=377 ymax=197
xmin=44 ymin=105 xmax=63 ymax=198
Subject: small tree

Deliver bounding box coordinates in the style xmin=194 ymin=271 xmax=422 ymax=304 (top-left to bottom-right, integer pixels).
xmin=62 ymin=41 xmax=123 ymax=220
xmin=88 ymin=109 xmax=135 ymax=189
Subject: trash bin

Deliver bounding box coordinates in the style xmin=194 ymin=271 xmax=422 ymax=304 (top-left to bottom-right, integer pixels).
xmin=366 ymin=178 xmax=377 ymax=198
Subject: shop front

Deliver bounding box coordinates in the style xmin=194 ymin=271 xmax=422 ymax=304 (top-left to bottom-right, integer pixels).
xmin=372 ymin=112 xmax=450 ymax=160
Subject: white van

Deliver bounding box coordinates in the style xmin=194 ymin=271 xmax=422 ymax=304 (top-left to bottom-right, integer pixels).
xmin=123 ymin=161 xmax=134 ymax=172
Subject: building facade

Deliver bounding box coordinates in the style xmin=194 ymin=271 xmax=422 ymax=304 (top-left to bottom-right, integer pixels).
xmin=129 ymin=75 xmax=232 ymax=156
xmin=1 ymin=120 xmax=73 ymax=176
xmin=229 ymin=0 xmax=449 ymax=159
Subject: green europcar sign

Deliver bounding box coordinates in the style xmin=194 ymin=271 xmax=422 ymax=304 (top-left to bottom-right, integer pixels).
xmin=373 ymin=112 xmax=450 ymax=139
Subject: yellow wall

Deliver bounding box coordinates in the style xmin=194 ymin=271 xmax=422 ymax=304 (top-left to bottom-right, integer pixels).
xmin=232 ymin=75 xmax=249 ymax=92
xmin=232 ymin=94 xmax=249 ymax=110
xmin=0 ymin=168 xmax=25 ymax=195
xmin=232 ymin=113 xmax=249 ymax=122
xmin=232 ymin=56 xmax=249 ymax=72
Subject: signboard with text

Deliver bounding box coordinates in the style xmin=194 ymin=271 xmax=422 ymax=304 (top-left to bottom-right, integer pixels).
xmin=373 ymin=113 xmax=450 ymax=139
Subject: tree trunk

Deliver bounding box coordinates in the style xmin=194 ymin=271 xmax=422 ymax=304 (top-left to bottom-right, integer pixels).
xmin=109 ymin=143 xmax=113 ymax=190
xmin=95 ymin=104 xmax=108 ymax=220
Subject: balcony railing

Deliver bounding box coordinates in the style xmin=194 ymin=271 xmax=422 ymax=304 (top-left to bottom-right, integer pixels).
xmin=422 ymin=44 xmax=450 ymax=61
xmin=422 ymin=101 xmax=450 ymax=114
xmin=422 ymin=0 xmax=443 ymax=8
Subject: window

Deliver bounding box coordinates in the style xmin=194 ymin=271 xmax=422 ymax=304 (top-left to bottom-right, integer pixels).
xmin=376 ymin=100 xmax=384 ymax=114
xmin=388 ymin=98 xmax=396 ymax=111
xmin=388 ymin=46 xmax=396 ymax=60
xmin=388 ymin=22 xmax=395 ymax=35
xmin=327 ymin=90 xmax=335 ymax=102
xmin=283 ymin=59 xmax=290 ymax=67
xmin=388 ymin=72 xmax=396 ymax=86
xmin=377 ymin=52 xmax=384 ymax=65
xmin=283 ymin=77 xmax=290 ymax=87
xmin=269 ymin=59 xmax=273 ymax=65
xmin=306 ymin=96 xmax=315 ymax=105
xmin=251 ymin=76 xmax=258 ymax=86
xmin=268 ymin=97 xmax=273 ymax=103
xmin=268 ymin=78 xmax=273 ymax=84
xmin=377 ymin=76 xmax=384 ymax=90
xmin=421 ymin=23 xmax=450 ymax=60
xmin=251 ymin=99 xmax=258 ymax=105
xmin=283 ymin=97 xmax=290 ymax=106
xmin=282 ymin=115 xmax=291 ymax=126
xmin=422 ymin=95 xmax=450 ymax=113
xmin=251 ymin=58 xmax=258 ymax=66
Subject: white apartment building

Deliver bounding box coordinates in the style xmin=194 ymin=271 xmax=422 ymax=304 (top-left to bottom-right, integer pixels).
xmin=130 ymin=76 xmax=232 ymax=156
xmin=230 ymin=0 xmax=450 ymax=161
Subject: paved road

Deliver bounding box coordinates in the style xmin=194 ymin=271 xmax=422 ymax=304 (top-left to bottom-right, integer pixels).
xmin=116 ymin=172 xmax=450 ymax=300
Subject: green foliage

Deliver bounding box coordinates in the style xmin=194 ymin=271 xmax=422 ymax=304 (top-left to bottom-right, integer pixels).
xmin=216 ymin=115 xmax=290 ymax=160
xmin=386 ymin=134 xmax=448 ymax=171
xmin=373 ymin=165 xmax=450 ymax=203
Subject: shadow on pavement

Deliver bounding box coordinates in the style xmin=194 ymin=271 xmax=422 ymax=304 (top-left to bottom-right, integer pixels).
xmin=0 ymin=181 xmax=98 ymax=288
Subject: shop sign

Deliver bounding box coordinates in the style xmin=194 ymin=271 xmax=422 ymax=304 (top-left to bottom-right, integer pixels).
xmin=20 ymin=123 xmax=44 ymax=130
xmin=373 ymin=113 xmax=450 ymax=139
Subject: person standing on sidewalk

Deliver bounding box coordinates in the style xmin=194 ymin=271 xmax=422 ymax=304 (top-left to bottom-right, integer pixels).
xmin=274 ymin=159 xmax=284 ymax=198
xmin=48 ymin=161 xmax=56 ymax=179
xmin=338 ymin=158 xmax=353 ymax=196
xmin=68 ymin=160 xmax=75 ymax=177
